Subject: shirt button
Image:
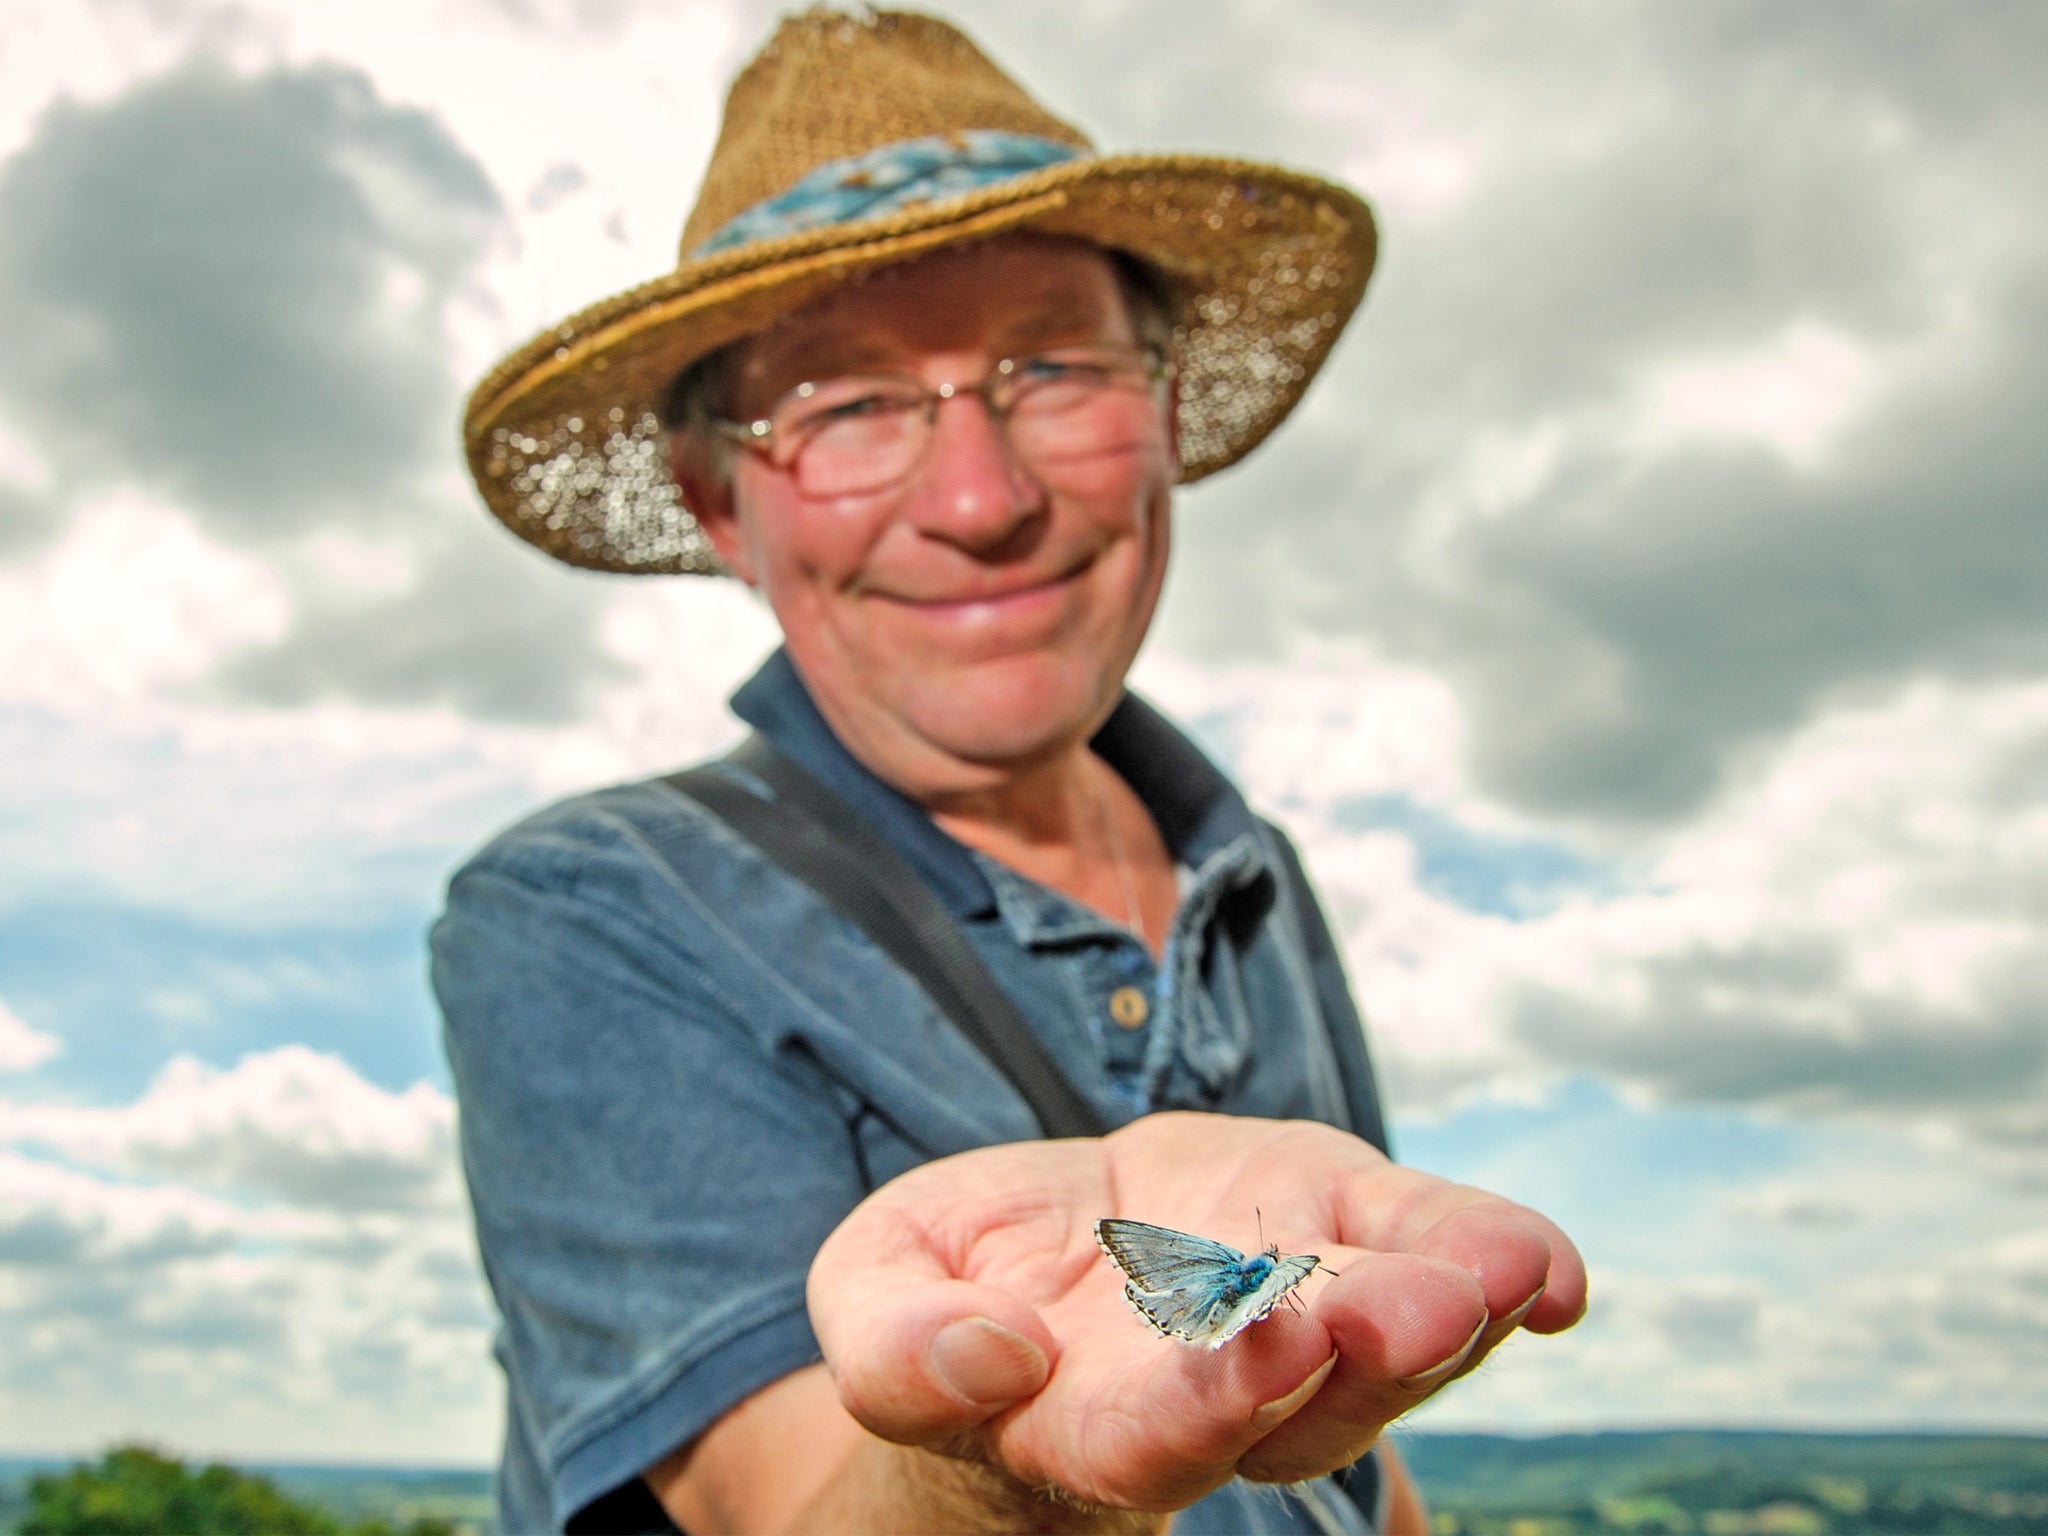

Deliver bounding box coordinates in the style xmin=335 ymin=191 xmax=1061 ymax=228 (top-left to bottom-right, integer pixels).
xmin=1108 ymin=986 xmax=1149 ymax=1029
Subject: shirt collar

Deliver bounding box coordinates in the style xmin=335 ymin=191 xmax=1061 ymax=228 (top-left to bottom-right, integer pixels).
xmin=728 ymin=646 xmax=1266 ymax=918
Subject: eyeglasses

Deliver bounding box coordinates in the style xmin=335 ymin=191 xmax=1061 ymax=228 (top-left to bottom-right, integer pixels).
xmin=709 ymin=342 xmax=1174 ymax=498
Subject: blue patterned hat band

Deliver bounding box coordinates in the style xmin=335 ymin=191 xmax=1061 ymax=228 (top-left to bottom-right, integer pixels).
xmin=691 ymin=130 xmax=1085 ymax=257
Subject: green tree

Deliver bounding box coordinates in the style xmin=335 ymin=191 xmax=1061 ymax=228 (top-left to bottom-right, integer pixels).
xmin=21 ymin=1447 xmax=456 ymax=1536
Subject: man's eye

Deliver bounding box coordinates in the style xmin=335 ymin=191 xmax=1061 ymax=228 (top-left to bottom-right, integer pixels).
xmin=798 ymin=390 xmax=913 ymax=428
xmin=1021 ymin=355 xmax=1124 ymax=390
xmin=826 ymin=393 xmax=892 ymax=418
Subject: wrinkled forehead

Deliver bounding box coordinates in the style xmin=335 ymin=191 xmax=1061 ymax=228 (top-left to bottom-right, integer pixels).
xmin=731 ymin=233 xmax=1133 ymax=400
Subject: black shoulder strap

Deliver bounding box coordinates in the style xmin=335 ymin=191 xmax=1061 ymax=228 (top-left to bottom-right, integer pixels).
xmin=660 ymin=735 xmax=1110 ymax=1140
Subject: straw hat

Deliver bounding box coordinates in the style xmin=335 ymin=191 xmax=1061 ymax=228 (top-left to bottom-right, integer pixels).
xmin=462 ymin=6 xmax=1377 ymax=574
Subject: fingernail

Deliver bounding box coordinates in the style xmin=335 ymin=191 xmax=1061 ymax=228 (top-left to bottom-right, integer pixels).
xmin=1397 ymin=1315 xmax=1486 ymax=1393
xmin=1250 ymin=1352 xmax=1337 ymax=1433
xmin=1500 ymin=1286 xmax=1545 ymax=1330
xmin=929 ymin=1317 xmax=1049 ymax=1406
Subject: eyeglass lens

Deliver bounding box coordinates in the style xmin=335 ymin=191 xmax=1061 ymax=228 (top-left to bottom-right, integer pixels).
xmin=772 ymin=349 xmax=1166 ymax=497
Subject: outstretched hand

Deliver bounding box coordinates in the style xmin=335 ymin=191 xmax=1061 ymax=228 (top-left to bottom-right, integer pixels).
xmin=809 ymin=1112 xmax=1586 ymax=1512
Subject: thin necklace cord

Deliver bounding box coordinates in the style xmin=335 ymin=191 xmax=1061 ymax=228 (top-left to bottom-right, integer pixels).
xmin=1091 ymin=761 xmax=1148 ymax=946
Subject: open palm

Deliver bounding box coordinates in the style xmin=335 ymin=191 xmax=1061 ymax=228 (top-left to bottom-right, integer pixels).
xmin=810 ymin=1112 xmax=1585 ymax=1512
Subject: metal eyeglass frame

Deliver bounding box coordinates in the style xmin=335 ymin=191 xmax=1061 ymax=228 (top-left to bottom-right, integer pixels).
xmin=706 ymin=343 xmax=1175 ymax=480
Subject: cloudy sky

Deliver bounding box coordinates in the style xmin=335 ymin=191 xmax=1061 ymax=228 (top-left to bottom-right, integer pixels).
xmin=2 ymin=0 xmax=2043 ymax=1468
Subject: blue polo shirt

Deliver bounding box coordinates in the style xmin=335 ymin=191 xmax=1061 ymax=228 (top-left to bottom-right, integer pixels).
xmin=432 ymin=649 xmax=1391 ymax=1534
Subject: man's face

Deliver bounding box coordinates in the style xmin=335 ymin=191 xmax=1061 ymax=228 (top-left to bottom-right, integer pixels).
xmin=681 ymin=234 xmax=1177 ymax=794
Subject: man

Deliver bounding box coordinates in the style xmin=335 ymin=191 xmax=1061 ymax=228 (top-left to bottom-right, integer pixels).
xmin=435 ymin=10 xmax=1585 ymax=1534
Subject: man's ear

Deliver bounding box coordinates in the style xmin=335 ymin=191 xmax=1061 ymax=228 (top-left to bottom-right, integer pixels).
xmin=667 ymin=432 xmax=758 ymax=585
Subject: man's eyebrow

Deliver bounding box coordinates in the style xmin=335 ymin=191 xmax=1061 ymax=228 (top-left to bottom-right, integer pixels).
xmin=737 ymin=335 xmax=896 ymax=404
xmin=740 ymin=294 xmax=1115 ymax=397
xmin=999 ymin=301 xmax=1114 ymax=351
xmin=787 ymin=336 xmax=906 ymax=375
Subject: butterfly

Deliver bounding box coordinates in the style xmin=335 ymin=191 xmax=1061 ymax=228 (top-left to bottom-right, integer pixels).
xmin=1095 ymin=1216 xmax=1321 ymax=1350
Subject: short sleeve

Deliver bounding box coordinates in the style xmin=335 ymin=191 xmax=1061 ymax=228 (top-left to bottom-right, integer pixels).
xmin=431 ymin=803 xmax=868 ymax=1529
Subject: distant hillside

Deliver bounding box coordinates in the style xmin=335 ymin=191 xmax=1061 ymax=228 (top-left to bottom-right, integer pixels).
xmin=1390 ymin=1429 xmax=2048 ymax=1534
xmin=0 ymin=1457 xmax=492 ymax=1536
xmin=6 ymin=1430 xmax=2047 ymax=1534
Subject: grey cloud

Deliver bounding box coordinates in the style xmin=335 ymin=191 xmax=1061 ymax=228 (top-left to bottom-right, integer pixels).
xmin=0 ymin=1200 xmax=237 ymax=1268
xmin=0 ymin=54 xmax=629 ymax=721
xmin=1443 ymin=277 xmax=2048 ymax=821
xmin=134 ymin=1285 xmax=295 ymax=1353
xmin=216 ymin=529 xmax=629 ymax=722
xmin=0 ymin=1206 xmax=89 ymax=1265
xmin=1652 ymin=1 xmax=2048 ymax=137
xmin=1103 ymin=0 xmax=2048 ymax=831
xmin=1509 ymin=942 xmax=2048 ymax=1136
xmin=1904 ymin=1246 xmax=2048 ymax=1388
xmin=122 ymin=1137 xmax=460 ymax=1215
xmin=0 ymin=484 xmax=60 ymax=557
xmin=6 ymin=1261 xmax=290 ymax=1364
xmin=1758 ymin=1197 xmax=1859 ymax=1231
xmin=0 ymin=1175 xmax=477 ymax=1415
xmin=0 ymin=57 xmax=499 ymax=537
xmin=1652 ymin=1288 xmax=1761 ymax=1359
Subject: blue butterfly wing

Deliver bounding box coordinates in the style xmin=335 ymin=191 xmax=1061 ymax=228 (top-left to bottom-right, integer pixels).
xmin=1096 ymin=1218 xmax=1245 ymax=1292
xmin=1096 ymin=1218 xmax=1320 ymax=1349
xmin=1122 ymin=1279 xmax=1231 ymax=1340
xmin=1196 ymin=1252 xmax=1320 ymax=1350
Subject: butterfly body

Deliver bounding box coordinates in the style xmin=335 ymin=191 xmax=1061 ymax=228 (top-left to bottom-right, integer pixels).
xmin=1096 ymin=1217 xmax=1319 ymax=1350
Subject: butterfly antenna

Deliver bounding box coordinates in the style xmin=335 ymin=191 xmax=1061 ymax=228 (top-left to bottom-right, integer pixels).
xmin=1256 ymin=1206 xmax=1268 ymax=1252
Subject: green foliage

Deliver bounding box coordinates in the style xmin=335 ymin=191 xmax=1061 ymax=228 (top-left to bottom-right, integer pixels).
xmin=17 ymin=1448 xmax=459 ymax=1536
xmin=1399 ymin=1431 xmax=2048 ymax=1536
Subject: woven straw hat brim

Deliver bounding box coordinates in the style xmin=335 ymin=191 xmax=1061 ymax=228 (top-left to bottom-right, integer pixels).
xmin=463 ymin=151 xmax=1375 ymax=575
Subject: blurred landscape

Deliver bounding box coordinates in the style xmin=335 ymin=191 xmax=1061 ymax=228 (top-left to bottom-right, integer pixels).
xmin=5 ymin=1431 xmax=2046 ymax=1535
xmin=1395 ymin=1431 xmax=2048 ymax=1534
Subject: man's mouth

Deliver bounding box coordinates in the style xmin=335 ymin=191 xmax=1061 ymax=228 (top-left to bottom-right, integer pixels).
xmin=876 ymin=559 xmax=1091 ymax=617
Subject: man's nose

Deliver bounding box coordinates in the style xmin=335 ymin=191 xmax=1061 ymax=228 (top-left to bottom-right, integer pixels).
xmin=906 ymin=390 xmax=1046 ymax=550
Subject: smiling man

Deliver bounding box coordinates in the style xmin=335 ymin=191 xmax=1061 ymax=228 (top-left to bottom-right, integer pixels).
xmin=433 ymin=10 xmax=1584 ymax=1535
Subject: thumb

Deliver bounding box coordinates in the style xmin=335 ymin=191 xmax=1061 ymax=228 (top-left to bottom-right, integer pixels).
xmin=811 ymin=1272 xmax=1056 ymax=1448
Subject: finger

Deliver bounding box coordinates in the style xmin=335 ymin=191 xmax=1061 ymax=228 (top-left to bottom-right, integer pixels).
xmin=1237 ymin=1252 xmax=1487 ymax=1484
xmin=810 ymin=1265 xmax=1058 ymax=1449
xmin=1410 ymin=1206 xmax=1555 ymax=1358
xmin=807 ymin=1190 xmax=1057 ymax=1450
xmin=1050 ymin=1303 xmax=1340 ymax=1510
xmin=1333 ymin=1166 xmax=1589 ymax=1334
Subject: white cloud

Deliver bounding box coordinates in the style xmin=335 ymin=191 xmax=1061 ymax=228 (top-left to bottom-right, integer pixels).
xmin=0 ymin=1053 xmax=496 ymax=1460
xmin=1501 ymin=678 xmax=2048 ymax=1129
xmin=1203 ymin=665 xmax=2048 ymax=1159
xmin=0 ymin=567 xmax=774 ymax=924
xmin=0 ymin=1147 xmax=302 ymax=1266
xmin=0 ymin=1154 xmax=495 ymax=1461
xmin=0 ymin=1046 xmax=457 ymax=1212
xmin=1631 ymin=320 xmax=1882 ymax=469
xmin=1424 ymin=1125 xmax=2044 ymax=1438
xmin=0 ymin=999 xmax=60 ymax=1072
xmin=1134 ymin=641 xmax=1471 ymax=815
xmin=0 ymin=493 xmax=290 ymax=710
